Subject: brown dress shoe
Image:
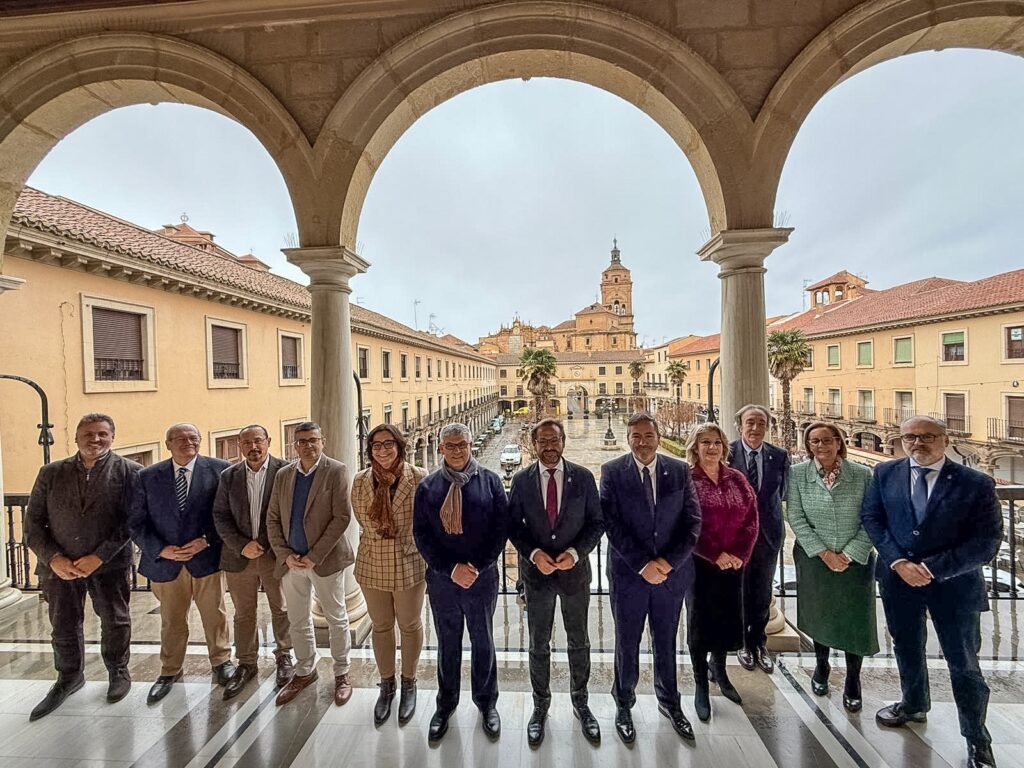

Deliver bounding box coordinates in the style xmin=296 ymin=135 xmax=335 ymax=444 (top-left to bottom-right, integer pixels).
xmin=275 ymin=670 xmax=318 ymax=706
xmin=275 ymin=654 xmax=295 ymax=689
xmin=334 ymin=673 xmax=353 ymax=706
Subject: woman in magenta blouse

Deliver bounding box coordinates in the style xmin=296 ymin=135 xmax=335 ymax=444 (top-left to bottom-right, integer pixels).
xmin=685 ymin=423 xmax=759 ymax=723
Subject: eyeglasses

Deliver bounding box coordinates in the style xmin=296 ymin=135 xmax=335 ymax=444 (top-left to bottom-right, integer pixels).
xmin=442 ymin=442 xmax=470 ymax=452
xmin=901 ymin=433 xmax=940 ymax=444
xmin=370 ymin=440 xmax=398 ymax=452
xmin=294 ymin=437 xmax=323 ymax=447
xmin=808 ymin=437 xmax=836 ymax=446
xmin=535 ymin=438 xmax=563 ymax=448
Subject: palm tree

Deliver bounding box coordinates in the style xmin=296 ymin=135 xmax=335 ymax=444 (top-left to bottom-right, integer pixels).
xmin=628 ymin=359 xmax=646 ymax=412
xmin=519 ymin=348 xmax=558 ymax=418
xmin=665 ymin=360 xmax=689 ymax=437
xmin=767 ymin=329 xmax=811 ymax=452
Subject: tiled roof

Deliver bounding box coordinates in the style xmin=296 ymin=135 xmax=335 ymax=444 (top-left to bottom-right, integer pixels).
xmin=672 ymin=333 xmax=721 ymax=355
xmin=805 ymin=270 xmax=865 ymax=291
xmin=493 ymin=350 xmax=645 ymax=365
xmin=552 ymin=319 xmax=576 ymax=331
xmin=575 ymin=303 xmax=616 ymax=316
xmin=773 ymin=270 xmax=1024 ymax=336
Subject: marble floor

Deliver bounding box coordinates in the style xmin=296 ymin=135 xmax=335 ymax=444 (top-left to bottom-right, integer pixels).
xmin=3 ymin=592 xmax=1024 ymax=767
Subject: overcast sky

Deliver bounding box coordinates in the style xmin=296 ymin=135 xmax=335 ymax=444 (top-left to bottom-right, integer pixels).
xmin=27 ymin=49 xmax=1024 ymax=346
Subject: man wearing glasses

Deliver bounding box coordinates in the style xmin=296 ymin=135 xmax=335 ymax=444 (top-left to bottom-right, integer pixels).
xmin=267 ymin=422 xmax=355 ymax=707
xmin=213 ymin=424 xmax=295 ymax=699
xmin=130 ymin=423 xmax=234 ymax=704
xmin=862 ymin=416 xmax=1002 ymax=768
xmin=413 ymin=423 xmax=508 ymax=742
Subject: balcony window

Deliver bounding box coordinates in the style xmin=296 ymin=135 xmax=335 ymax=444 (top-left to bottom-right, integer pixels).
xmin=279 ymin=333 xmax=302 ymax=383
xmin=598 ymin=383 xmax=607 ymax=395
xmin=383 ymin=404 xmax=392 ymax=425
xmin=615 ymin=383 xmax=624 ymax=394
xmin=827 ymin=344 xmax=840 ymax=368
xmin=944 ymin=392 xmax=967 ymax=433
xmin=358 ymin=347 xmax=370 ymax=379
xmin=857 ymin=341 xmax=873 ymax=367
xmin=942 ymin=331 xmax=965 ymax=362
xmin=400 ymin=353 xmax=408 ymax=379
xmin=382 ymin=350 xmax=391 ymax=380
xmin=207 ymin=319 xmax=247 ymax=386
xmin=1006 ymin=325 xmax=1024 ymax=360
xmin=415 ymin=355 xmax=422 ymax=378
xmin=92 ymin=307 xmax=144 ymax=381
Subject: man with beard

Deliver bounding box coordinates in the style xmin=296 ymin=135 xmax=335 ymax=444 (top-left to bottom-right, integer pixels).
xmin=508 ymin=418 xmax=604 ymax=747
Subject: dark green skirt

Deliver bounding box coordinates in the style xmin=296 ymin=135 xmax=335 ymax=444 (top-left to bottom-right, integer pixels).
xmin=794 ymin=543 xmax=879 ymax=657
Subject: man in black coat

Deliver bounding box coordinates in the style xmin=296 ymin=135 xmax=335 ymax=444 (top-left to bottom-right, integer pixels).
xmin=729 ymin=404 xmax=789 ymax=673
xmin=508 ymin=418 xmax=604 ymax=747
xmin=25 ymin=413 xmax=139 ymax=720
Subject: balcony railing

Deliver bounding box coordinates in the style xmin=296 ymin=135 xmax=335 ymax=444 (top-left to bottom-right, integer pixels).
xmin=848 ymin=404 xmax=877 ymax=423
xmin=94 ymin=357 xmax=144 ymax=381
xmin=883 ymin=407 xmax=917 ymax=426
xmin=794 ymin=403 xmax=816 ymax=416
xmin=817 ymin=401 xmax=842 ymax=418
xmin=928 ymin=411 xmax=971 ymax=436
xmin=281 ymin=365 xmax=299 ymax=379
xmin=213 ymin=362 xmax=241 ymax=379
xmin=989 ymin=418 xmax=1024 ymax=444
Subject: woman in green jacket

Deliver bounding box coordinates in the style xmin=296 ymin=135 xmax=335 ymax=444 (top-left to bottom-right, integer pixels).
xmin=788 ymin=421 xmax=879 ymax=712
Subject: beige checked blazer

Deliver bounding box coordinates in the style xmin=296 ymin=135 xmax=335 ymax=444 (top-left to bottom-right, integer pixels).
xmin=351 ymin=462 xmax=428 ymax=592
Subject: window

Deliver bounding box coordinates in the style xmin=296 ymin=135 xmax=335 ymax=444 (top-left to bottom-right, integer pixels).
xmin=382 ymin=350 xmax=392 ymax=380
xmin=282 ymin=420 xmax=305 ymax=461
xmin=357 ymin=347 xmax=370 ymax=379
xmin=416 ymin=400 xmax=422 ymax=421
xmin=944 ymin=392 xmax=967 ymax=433
xmin=857 ymin=341 xmax=873 ymax=367
xmin=516 ymin=385 xmax=524 ymax=397
xmin=1008 ymin=396 xmax=1024 ymax=440
xmin=696 ymin=383 xmax=701 ymax=399
xmin=415 ymin=355 xmax=422 ymax=378
xmin=598 ymin=366 xmax=606 ymax=375
xmin=615 ymin=383 xmax=624 ymax=394
xmin=894 ymin=391 xmax=914 ymax=421
xmin=117 ymin=442 xmax=159 ymax=467
xmin=383 ymin=404 xmax=392 ymax=425
xmin=632 ymin=381 xmax=640 ymax=394
xmin=445 ymin=360 xmax=450 ymax=378
xmin=598 ymin=383 xmax=607 ymax=395
xmin=500 ymin=385 xmax=507 ymax=396
xmin=214 ymin=433 xmax=241 ymax=462
xmin=827 ymin=344 xmax=840 ymax=368
xmin=696 ymin=359 xmax=701 ymax=371
xmin=400 ymin=353 xmax=408 ymax=379
xmin=827 ymin=388 xmax=841 ymax=417
xmin=278 ymin=331 xmax=303 ymax=385
xmin=687 ymin=383 xmax=692 ymax=398
xmin=615 ymin=366 xmax=622 ymax=375
xmin=206 ymin=317 xmax=248 ymax=388
xmin=942 ymin=330 xmax=966 ymax=362
xmin=361 ymin=408 xmax=371 ymax=433
xmin=857 ymin=390 xmax=874 ymax=420
xmin=427 ymin=358 xmax=433 ymax=378
xmin=802 ymin=387 xmax=814 ymax=413
xmin=1005 ymin=324 xmax=1024 ymax=360
xmin=893 ymin=336 xmax=913 ymax=365
xmin=81 ymin=296 xmax=157 ymax=393
xmin=499 ymin=369 xmax=507 ymax=378
xmin=804 ymin=349 xmax=813 ymax=368
xmin=436 ymin=359 xmax=441 ymax=379
xmin=401 ymin=403 xmax=409 ymax=428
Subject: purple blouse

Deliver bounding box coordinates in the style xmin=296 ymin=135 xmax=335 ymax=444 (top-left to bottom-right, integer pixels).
xmin=691 ymin=463 xmax=759 ymax=565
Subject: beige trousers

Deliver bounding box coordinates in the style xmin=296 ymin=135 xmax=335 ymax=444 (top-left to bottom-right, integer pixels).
xmin=151 ymin=568 xmax=231 ymax=676
xmin=224 ymin=552 xmax=291 ymax=665
xmin=362 ymin=582 xmax=426 ymax=680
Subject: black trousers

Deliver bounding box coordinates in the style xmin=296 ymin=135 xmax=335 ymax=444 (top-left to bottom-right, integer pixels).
xmin=742 ymin=537 xmax=779 ymax=649
xmin=880 ymin=574 xmax=991 ymax=745
xmin=44 ymin=567 xmax=131 ymax=680
xmin=525 ymin=579 xmax=590 ymax=710
xmin=427 ymin=566 xmax=498 ymax=712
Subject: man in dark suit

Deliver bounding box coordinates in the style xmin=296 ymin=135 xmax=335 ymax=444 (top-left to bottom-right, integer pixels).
xmin=25 ymin=413 xmax=139 ymax=720
xmin=413 ymin=423 xmax=508 ymax=743
xmin=861 ymin=416 xmax=1002 ymax=768
xmin=129 ymin=422 xmax=234 ymax=704
xmin=213 ymin=424 xmax=294 ymax=700
xmin=729 ymin=404 xmax=789 ymax=673
xmin=508 ymin=418 xmax=604 ymax=747
xmin=600 ymin=412 xmax=701 ymax=744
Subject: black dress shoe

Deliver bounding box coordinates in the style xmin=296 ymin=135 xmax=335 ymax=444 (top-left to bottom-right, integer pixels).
xmin=398 ymin=677 xmax=417 ymax=725
xmin=754 ymin=646 xmax=775 ymax=673
xmin=574 ymin=705 xmax=601 ymax=745
xmin=736 ymin=647 xmax=756 ymax=671
xmin=107 ymin=669 xmax=132 ymax=703
xmin=711 ymin=661 xmax=743 ymax=705
xmin=657 ymin=704 xmax=696 ymax=742
xmin=482 ymin=707 xmax=501 ymax=739
xmin=373 ymin=677 xmax=396 ymax=726
xmin=527 ymin=707 xmax=547 ymax=747
xmin=428 ymin=709 xmax=452 ymax=742
xmin=811 ymin=664 xmax=830 ymax=697
xmin=147 ymin=672 xmax=183 ymax=705
xmin=275 ymin=654 xmax=295 ymax=689
xmin=968 ymin=741 xmax=997 ymax=768
xmin=843 ymin=694 xmax=862 ymax=713
xmin=212 ymin=661 xmax=237 ymax=686
xmin=615 ymin=706 xmax=635 ymax=744
xmin=875 ymin=702 xmax=927 ymax=727
xmin=224 ymin=664 xmax=257 ymax=701
xmin=30 ymin=676 xmax=85 ymax=721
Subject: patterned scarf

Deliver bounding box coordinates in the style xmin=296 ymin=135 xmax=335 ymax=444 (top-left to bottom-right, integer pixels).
xmin=368 ymin=459 xmax=400 ymax=538
xmin=816 ymin=458 xmax=842 ymax=489
xmin=438 ymin=457 xmax=480 ymax=535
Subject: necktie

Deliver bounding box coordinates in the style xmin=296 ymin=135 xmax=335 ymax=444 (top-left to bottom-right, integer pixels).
xmin=545 ymin=470 xmax=558 ymax=528
xmin=642 ymin=466 xmax=655 ymax=515
xmin=911 ymin=467 xmax=932 ymax=524
xmin=175 ymin=467 xmax=188 ymax=511
xmin=747 ymin=449 xmax=760 ymax=491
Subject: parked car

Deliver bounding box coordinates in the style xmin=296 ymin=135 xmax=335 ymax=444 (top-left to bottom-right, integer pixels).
xmin=500 ymin=444 xmax=522 ymax=468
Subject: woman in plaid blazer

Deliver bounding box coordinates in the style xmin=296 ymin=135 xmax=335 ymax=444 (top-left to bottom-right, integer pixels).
xmin=352 ymin=424 xmax=429 ymax=727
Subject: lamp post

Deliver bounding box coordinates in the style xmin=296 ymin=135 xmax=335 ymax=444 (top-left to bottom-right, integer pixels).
xmin=0 ymin=374 xmax=54 ymax=465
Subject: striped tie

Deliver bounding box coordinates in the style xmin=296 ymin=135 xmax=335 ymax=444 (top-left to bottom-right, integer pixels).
xmin=175 ymin=467 xmax=188 ymax=511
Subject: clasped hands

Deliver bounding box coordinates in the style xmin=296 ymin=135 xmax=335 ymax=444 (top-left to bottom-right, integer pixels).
xmin=286 ymin=553 xmax=316 ymax=570
xmin=893 ymin=559 xmax=933 ymax=587
xmin=159 ymin=537 xmax=209 ymax=562
xmin=49 ymin=553 xmax=103 ymax=580
xmin=533 ymin=550 xmax=576 ymax=576
xmin=819 ymin=550 xmax=851 ymax=573
xmin=714 ymin=552 xmax=743 ymax=571
xmin=641 ymin=557 xmax=673 ymax=584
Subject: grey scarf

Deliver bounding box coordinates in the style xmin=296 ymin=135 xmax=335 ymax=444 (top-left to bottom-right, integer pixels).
xmin=438 ymin=457 xmax=480 ymax=535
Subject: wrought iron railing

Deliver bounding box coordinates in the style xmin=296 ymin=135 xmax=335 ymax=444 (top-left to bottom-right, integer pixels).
xmin=817 ymin=401 xmax=842 ymax=418
xmin=928 ymin=411 xmax=971 ymax=436
xmin=212 ymin=362 xmax=241 ymax=379
xmin=94 ymin=357 xmax=144 ymax=381
xmin=848 ymin=404 xmax=877 ymax=422
xmin=989 ymin=418 xmax=1024 ymax=444
xmin=883 ymin=407 xmax=916 ymax=426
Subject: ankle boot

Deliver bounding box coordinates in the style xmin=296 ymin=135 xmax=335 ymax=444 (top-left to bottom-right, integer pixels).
xmin=692 ymin=653 xmax=712 ymax=722
xmin=811 ymin=642 xmax=831 ymax=696
xmin=374 ymin=677 xmax=396 ymax=726
xmin=711 ymin=653 xmax=742 ymax=705
xmin=398 ymin=676 xmax=417 ymax=725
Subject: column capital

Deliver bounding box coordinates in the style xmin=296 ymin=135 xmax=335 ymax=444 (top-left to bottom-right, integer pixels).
xmin=283 ymin=246 xmax=370 ymax=291
xmin=697 ymin=228 xmax=793 ymax=276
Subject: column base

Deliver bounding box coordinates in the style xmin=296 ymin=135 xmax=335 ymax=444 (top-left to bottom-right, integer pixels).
xmin=0 ymin=583 xmax=27 ymax=615
xmin=765 ymin=593 xmax=801 ymax=651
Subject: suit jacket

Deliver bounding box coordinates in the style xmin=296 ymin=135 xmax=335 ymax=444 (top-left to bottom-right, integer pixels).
xmin=729 ymin=439 xmax=789 ymax=551
xmin=351 ymin=462 xmax=428 ymax=591
xmin=212 ymin=455 xmax=287 ymax=572
xmin=129 ymin=455 xmax=231 ymax=582
xmin=599 ymin=452 xmax=702 ymax=596
xmin=508 ymin=459 xmax=604 ymax=595
xmin=266 ymin=455 xmax=355 ymax=579
xmin=860 ymin=458 xmax=1002 ymax=610
xmin=787 ymin=458 xmax=874 ymax=565
xmin=26 ymin=452 xmax=139 ymax=574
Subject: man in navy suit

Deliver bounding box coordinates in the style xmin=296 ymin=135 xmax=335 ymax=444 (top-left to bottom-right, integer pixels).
xmin=130 ymin=423 xmax=234 ymax=704
xmin=861 ymin=416 xmax=1002 ymax=768
xmin=508 ymin=418 xmax=604 ymax=747
xmin=729 ymin=404 xmax=789 ymax=673
xmin=600 ymin=412 xmax=701 ymax=744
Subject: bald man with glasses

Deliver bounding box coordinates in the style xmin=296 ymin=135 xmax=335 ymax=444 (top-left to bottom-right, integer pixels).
xmin=861 ymin=416 xmax=1002 ymax=768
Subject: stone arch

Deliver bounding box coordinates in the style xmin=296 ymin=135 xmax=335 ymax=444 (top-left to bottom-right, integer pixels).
xmin=314 ymin=0 xmax=754 ymax=249
xmin=0 ymin=32 xmax=317 ymax=262
xmin=751 ymin=0 xmax=1024 ymax=217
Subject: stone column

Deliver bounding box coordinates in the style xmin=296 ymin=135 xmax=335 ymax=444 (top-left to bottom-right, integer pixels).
xmin=284 ymin=246 xmax=370 ymax=628
xmin=0 ymin=274 xmax=26 ymax=612
xmin=698 ymin=229 xmax=792 ymax=439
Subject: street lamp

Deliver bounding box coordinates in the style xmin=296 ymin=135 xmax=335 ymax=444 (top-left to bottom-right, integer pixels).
xmin=604 ymin=407 xmax=615 ymax=442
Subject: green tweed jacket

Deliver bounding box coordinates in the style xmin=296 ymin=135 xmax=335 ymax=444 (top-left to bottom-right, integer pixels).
xmin=787 ymin=458 xmax=874 ymax=565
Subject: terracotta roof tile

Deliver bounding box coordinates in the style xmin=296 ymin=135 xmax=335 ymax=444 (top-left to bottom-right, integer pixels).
xmin=672 ymin=333 xmax=721 ymax=355
xmin=805 ymin=270 xmax=866 ymax=291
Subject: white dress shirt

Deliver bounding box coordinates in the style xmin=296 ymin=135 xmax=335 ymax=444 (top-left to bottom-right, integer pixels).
xmin=530 ymin=459 xmax=578 ymax=565
xmin=632 ymin=455 xmax=658 ymax=503
xmin=296 ymin=453 xmax=323 ymax=476
xmin=245 ymin=457 xmax=269 ymax=537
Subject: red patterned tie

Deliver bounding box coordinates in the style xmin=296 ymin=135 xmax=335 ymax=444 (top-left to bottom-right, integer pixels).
xmin=546 ymin=470 xmax=558 ymax=528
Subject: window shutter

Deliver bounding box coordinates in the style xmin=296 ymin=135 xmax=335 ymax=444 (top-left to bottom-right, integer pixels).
xmin=943 ymin=331 xmax=965 ymax=346
xmin=211 ymin=326 xmax=240 ymax=364
xmin=93 ymin=308 xmax=143 ymax=360
xmin=281 ymin=336 xmax=299 ymax=368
